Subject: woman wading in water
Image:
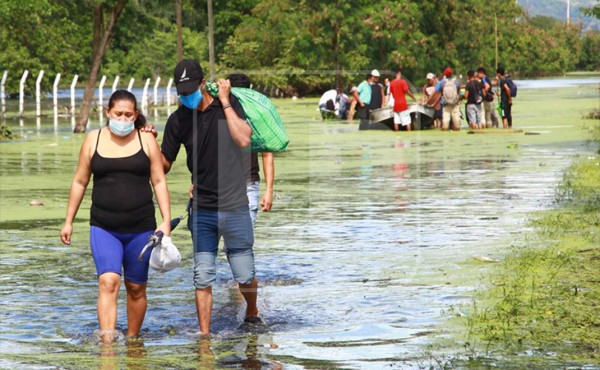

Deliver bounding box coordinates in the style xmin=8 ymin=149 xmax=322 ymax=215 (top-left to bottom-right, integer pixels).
xmin=61 ymin=90 xmax=171 ymax=343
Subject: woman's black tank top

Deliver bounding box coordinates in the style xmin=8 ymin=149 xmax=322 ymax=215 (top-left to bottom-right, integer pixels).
xmin=90 ymin=129 xmax=156 ymax=233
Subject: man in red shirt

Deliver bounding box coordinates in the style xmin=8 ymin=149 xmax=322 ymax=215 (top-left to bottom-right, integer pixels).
xmin=389 ymin=69 xmax=417 ymax=131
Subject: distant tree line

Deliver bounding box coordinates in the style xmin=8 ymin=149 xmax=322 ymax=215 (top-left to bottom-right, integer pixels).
xmin=1 ymin=0 xmax=599 ymax=97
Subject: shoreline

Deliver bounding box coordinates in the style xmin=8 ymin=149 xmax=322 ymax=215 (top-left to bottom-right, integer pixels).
xmin=459 ymin=123 xmax=600 ymax=366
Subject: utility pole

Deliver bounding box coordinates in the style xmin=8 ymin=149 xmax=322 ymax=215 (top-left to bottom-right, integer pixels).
xmin=495 ymin=13 xmax=498 ymax=71
xmin=566 ymin=0 xmax=570 ymax=25
xmin=207 ymin=0 xmax=216 ymax=81
xmin=176 ymin=0 xmax=183 ymax=62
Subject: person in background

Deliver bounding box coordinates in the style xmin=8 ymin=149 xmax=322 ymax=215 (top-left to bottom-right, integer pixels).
xmin=160 ymin=59 xmax=260 ymax=336
xmin=477 ymin=67 xmax=499 ymax=128
xmin=383 ymin=77 xmax=391 ymax=106
xmin=389 ymin=68 xmax=417 ymax=132
xmin=464 ymin=70 xmax=484 ymax=130
xmin=60 ymin=90 xmax=171 ymax=343
xmin=435 ymin=67 xmax=462 ymax=131
xmin=318 ymin=88 xmax=338 ymax=120
xmin=336 ymin=87 xmax=350 ymax=119
xmin=422 ymin=73 xmax=441 ymax=128
xmin=227 ymin=73 xmax=275 ymax=226
xmin=353 ymin=73 xmax=373 ymax=127
xmin=369 ymin=69 xmax=384 ymax=110
xmin=496 ymin=66 xmax=513 ymax=128
xmin=347 ymin=84 xmax=358 ymax=121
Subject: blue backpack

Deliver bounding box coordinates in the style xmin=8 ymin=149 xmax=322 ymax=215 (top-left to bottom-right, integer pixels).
xmin=504 ymin=78 xmax=517 ymax=98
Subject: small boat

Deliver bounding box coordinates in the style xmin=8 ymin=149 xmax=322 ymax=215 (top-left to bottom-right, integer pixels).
xmin=359 ymin=104 xmax=435 ymax=131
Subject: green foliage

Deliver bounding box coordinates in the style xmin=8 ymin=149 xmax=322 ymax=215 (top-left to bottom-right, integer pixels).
xmin=577 ymin=31 xmax=600 ymax=70
xmin=0 ymin=0 xmax=89 ymax=93
xmin=581 ymin=4 xmax=600 ymax=20
xmin=1 ymin=0 xmax=599 ymax=96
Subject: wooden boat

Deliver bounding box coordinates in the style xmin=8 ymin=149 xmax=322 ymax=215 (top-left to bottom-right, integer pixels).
xmin=359 ymin=104 xmax=435 ymax=131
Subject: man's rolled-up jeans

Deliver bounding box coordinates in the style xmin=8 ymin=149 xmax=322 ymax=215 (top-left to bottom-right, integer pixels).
xmin=188 ymin=205 xmax=255 ymax=289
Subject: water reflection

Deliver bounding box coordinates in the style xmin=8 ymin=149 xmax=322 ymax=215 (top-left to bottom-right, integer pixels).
xmin=0 ymin=95 xmax=594 ymax=368
xmin=124 ymin=340 xmax=147 ymax=370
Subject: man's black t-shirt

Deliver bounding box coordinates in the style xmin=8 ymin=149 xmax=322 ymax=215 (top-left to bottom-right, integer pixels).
xmin=466 ymin=80 xmax=483 ymax=105
xmin=161 ymin=95 xmax=249 ymax=210
xmin=369 ymin=83 xmax=383 ymax=109
xmin=499 ymin=79 xmax=509 ymax=103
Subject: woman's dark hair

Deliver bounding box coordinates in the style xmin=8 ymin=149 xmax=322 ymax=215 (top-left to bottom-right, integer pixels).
xmin=106 ymin=89 xmax=146 ymax=129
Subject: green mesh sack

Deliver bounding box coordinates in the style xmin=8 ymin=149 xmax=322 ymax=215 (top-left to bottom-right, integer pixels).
xmin=206 ymin=83 xmax=289 ymax=152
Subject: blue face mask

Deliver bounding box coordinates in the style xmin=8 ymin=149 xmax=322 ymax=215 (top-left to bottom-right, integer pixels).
xmin=179 ymin=90 xmax=203 ymax=110
xmin=108 ymin=119 xmax=135 ymax=137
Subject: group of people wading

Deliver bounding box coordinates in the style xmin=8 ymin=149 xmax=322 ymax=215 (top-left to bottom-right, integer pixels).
xmin=319 ymin=66 xmax=516 ymax=132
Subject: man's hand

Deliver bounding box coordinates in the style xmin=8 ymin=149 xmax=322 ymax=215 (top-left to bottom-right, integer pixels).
xmin=261 ymin=191 xmax=273 ymax=212
xmin=140 ymin=124 xmax=158 ymax=138
xmin=216 ymin=79 xmax=231 ymax=106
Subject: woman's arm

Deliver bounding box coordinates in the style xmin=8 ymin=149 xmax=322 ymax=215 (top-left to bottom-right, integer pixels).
xmin=60 ymin=131 xmax=95 ymax=245
xmin=260 ymin=152 xmax=274 ymax=212
xmin=143 ymin=132 xmax=172 ymax=236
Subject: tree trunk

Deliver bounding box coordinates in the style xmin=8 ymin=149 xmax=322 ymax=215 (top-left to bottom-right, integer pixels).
xmin=332 ymin=21 xmax=342 ymax=91
xmin=207 ymin=0 xmax=215 ymax=81
xmin=176 ymin=0 xmax=183 ymax=62
xmin=74 ymin=0 xmax=128 ymax=133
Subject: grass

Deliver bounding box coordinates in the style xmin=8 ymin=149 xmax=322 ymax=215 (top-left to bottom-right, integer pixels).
xmin=462 ymin=125 xmax=600 ymax=365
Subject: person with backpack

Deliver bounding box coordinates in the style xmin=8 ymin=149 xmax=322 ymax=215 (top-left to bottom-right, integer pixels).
xmin=464 ymin=70 xmax=484 ymax=130
xmin=435 ymin=67 xmax=462 ymax=131
xmin=477 ymin=67 xmax=499 ymax=128
xmin=496 ymin=66 xmax=515 ymax=128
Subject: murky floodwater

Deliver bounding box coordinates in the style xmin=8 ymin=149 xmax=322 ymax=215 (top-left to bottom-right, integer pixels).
xmin=1 ymin=80 xmax=598 ymax=369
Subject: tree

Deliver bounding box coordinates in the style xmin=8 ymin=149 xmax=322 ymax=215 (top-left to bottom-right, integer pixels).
xmin=580 ymin=4 xmax=600 ymax=20
xmin=74 ymin=0 xmax=128 ymax=133
xmin=0 ymin=0 xmax=89 ymax=94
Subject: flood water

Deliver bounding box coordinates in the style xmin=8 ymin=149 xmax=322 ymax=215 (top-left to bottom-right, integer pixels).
xmin=0 ymin=81 xmax=598 ymax=369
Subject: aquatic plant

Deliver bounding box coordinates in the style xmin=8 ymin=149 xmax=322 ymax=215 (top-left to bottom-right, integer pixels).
xmin=1 ymin=124 xmax=15 ymax=140
xmin=464 ymin=144 xmax=600 ymax=364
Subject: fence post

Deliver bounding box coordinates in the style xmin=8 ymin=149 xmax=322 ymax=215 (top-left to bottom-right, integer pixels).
xmin=70 ymin=75 xmax=78 ymax=116
xmin=19 ymin=70 xmax=29 ymax=117
xmin=142 ymin=78 xmax=150 ymax=114
xmin=98 ymin=75 xmax=106 ymax=108
xmin=112 ymin=76 xmax=119 ymax=92
xmin=35 ymin=70 xmax=45 ymax=117
xmin=166 ymin=78 xmax=173 ymax=107
xmin=153 ymin=76 xmax=161 ymax=105
xmin=53 ymin=73 xmax=61 ymax=118
xmin=1 ymin=71 xmax=7 ymax=115
xmin=127 ymin=78 xmax=134 ymax=92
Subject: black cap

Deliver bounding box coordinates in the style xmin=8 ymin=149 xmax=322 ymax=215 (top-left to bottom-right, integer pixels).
xmin=173 ymin=59 xmax=204 ymax=94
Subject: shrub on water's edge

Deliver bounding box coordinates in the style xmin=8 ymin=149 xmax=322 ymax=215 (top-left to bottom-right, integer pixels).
xmin=462 ymin=131 xmax=600 ymax=364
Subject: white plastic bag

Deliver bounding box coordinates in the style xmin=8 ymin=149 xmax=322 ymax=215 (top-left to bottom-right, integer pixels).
xmin=149 ymin=236 xmax=181 ymax=273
